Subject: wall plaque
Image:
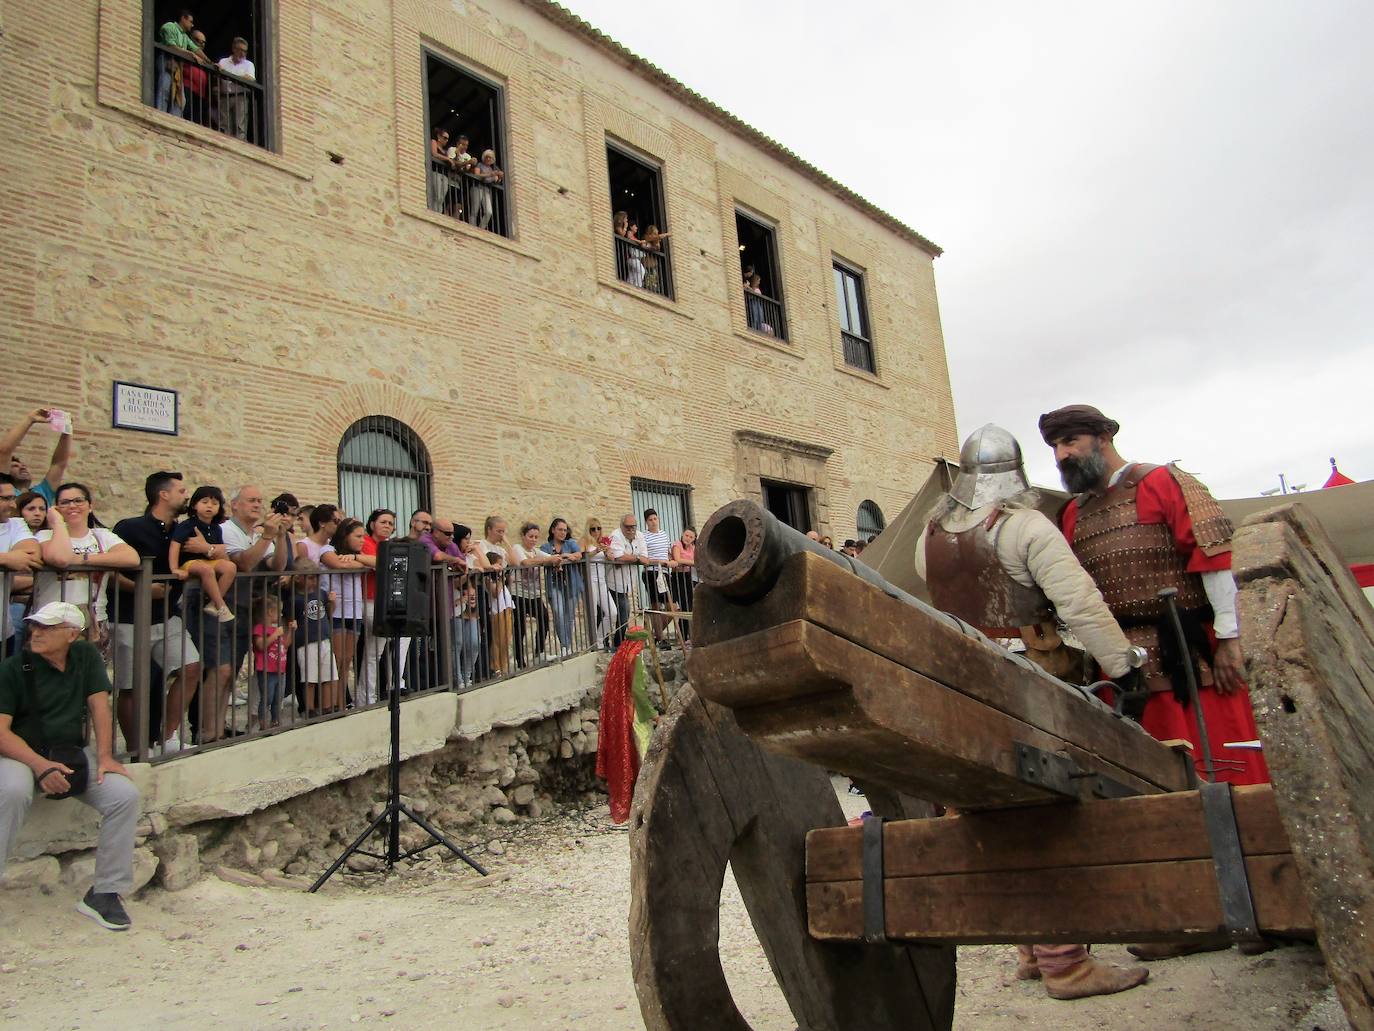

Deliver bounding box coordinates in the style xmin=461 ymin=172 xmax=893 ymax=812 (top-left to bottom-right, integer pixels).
xmin=112 ymin=381 xmax=178 ymax=435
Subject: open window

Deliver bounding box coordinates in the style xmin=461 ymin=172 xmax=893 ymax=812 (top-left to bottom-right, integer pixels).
xmin=607 ymin=143 xmax=674 ymax=300
xmin=833 ymin=260 xmax=874 ymax=373
xmin=424 ymin=52 xmax=510 ymax=237
xmin=736 ymin=212 xmax=787 ymax=341
xmin=762 ymin=480 xmax=812 ymax=531
xmin=144 ymin=2 xmax=271 ymax=148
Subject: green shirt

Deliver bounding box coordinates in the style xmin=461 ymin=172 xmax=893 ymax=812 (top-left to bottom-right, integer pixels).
xmin=157 ymin=21 xmax=202 ymax=53
xmin=0 ymin=641 xmax=109 ymax=749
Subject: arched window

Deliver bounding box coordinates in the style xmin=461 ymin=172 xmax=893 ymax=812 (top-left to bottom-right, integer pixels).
xmin=337 ymin=417 xmax=433 ymax=523
xmin=856 ymin=499 xmax=886 ymax=539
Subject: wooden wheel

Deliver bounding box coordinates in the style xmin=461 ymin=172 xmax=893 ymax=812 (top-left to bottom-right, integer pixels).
xmin=629 ymin=687 xmax=955 ymax=1030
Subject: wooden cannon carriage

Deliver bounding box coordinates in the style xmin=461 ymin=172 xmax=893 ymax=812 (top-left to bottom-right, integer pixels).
xmin=627 ymin=500 xmax=1374 ymax=1031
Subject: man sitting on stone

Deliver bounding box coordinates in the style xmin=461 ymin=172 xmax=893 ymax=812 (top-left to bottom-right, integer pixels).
xmin=0 ymin=602 xmax=140 ymax=931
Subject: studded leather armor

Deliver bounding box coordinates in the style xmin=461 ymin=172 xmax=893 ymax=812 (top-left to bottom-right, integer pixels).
xmin=1069 ymin=463 xmax=1226 ymax=690
xmin=925 ymin=513 xmax=1053 ymax=635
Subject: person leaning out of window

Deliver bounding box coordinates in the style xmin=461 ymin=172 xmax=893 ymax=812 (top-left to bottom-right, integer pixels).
xmin=0 ymin=602 xmax=140 ymax=931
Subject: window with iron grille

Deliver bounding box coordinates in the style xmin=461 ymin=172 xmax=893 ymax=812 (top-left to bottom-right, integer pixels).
xmin=143 ymin=2 xmax=272 ymax=149
xmin=424 ymin=51 xmax=511 ymax=237
xmin=834 ymin=260 xmax=874 ymax=373
xmin=737 ymin=211 xmax=788 ymax=342
xmin=857 ymin=499 xmax=886 ymax=539
xmin=608 ymin=143 xmax=674 ymax=300
xmin=629 ymin=478 xmax=693 ymax=543
xmin=337 ymin=418 xmax=433 ymax=524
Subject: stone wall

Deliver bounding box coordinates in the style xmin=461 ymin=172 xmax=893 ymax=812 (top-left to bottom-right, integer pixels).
xmin=0 ymin=0 xmax=956 ymax=543
xmin=3 ymin=649 xmax=692 ymax=896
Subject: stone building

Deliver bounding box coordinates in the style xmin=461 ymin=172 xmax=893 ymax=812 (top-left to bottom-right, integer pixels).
xmin=0 ymin=0 xmax=956 ymax=541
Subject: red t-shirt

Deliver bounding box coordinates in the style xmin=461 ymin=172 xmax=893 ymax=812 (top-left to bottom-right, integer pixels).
xmin=1060 ymin=465 xmax=1231 ymax=574
xmin=361 ymin=534 xmax=380 ymax=600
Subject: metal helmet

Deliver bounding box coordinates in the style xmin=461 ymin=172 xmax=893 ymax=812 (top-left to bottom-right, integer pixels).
xmin=948 ymin=423 xmax=1032 ymax=510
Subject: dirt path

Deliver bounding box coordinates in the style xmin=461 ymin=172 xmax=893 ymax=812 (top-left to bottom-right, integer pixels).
xmin=3 ymin=804 xmax=1339 ymax=1030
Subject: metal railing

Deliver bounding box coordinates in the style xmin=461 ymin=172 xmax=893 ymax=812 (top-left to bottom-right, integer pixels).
xmin=1 ymin=552 xmax=695 ymax=765
xmin=745 ymin=288 xmax=786 ymax=340
xmin=428 ymin=158 xmax=509 ymax=237
xmin=150 ymin=43 xmax=266 ymax=147
xmin=613 ymin=235 xmax=675 ymax=300
xmin=842 ymin=330 xmax=875 ymax=373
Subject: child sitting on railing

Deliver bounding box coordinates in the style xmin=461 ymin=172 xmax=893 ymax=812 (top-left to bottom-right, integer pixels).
xmin=167 ymin=486 xmax=237 ymax=622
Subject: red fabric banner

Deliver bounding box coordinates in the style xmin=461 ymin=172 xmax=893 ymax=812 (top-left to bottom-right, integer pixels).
xmin=596 ymin=633 xmax=647 ymax=824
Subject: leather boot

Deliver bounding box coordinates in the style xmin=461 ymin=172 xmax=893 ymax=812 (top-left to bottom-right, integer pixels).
xmin=1127 ymin=938 xmax=1230 ymax=961
xmin=1043 ymin=956 xmax=1149 ymax=1000
xmin=1015 ymin=945 xmax=1040 ymax=981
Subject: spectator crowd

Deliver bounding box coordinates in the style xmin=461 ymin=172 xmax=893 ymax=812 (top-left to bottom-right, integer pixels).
xmin=0 ymin=409 xmax=711 ymax=761
xmin=0 ymin=406 xmax=877 ymax=765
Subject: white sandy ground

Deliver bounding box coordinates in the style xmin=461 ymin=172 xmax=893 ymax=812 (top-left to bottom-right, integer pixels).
xmin=1 ymin=788 xmax=1347 ymax=1031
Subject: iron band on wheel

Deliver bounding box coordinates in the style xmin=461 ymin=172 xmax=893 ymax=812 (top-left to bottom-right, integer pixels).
xmin=862 ymin=815 xmax=887 ymax=944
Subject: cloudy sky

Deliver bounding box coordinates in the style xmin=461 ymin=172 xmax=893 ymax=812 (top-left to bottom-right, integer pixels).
xmin=565 ymin=0 xmax=1374 ymax=499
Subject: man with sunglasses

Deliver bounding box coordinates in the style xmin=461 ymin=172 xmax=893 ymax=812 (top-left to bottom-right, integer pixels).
xmin=608 ymin=514 xmax=650 ymax=648
xmin=0 ymin=602 xmax=140 ymax=930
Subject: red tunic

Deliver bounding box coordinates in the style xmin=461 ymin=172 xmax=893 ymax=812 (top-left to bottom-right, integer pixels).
xmin=1062 ymin=467 xmax=1270 ymax=785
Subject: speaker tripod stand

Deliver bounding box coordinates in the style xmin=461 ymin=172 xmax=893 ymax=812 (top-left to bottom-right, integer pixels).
xmin=310 ymin=641 xmax=487 ymax=891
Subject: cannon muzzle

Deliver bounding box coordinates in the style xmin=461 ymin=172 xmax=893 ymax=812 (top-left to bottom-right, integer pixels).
xmin=697 ymin=499 xmax=920 ymax=605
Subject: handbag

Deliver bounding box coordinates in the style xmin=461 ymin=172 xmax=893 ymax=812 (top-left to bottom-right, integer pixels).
xmin=21 ymin=651 xmax=89 ymax=799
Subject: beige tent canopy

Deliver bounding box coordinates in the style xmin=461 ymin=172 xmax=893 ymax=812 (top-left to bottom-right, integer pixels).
xmin=864 ymin=460 xmax=1374 ymax=596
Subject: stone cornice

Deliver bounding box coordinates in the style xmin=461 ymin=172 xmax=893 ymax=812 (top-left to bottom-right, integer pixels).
xmin=734 ymin=430 xmax=835 ymax=461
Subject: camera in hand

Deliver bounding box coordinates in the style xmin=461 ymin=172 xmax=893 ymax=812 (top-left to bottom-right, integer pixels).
xmin=272 ymin=500 xmax=293 ymax=516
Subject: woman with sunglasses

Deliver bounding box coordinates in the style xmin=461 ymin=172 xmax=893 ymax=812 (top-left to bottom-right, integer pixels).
xmin=35 ymin=482 xmax=139 ymax=650
xmin=578 ymin=518 xmax=617 ymax=651
xmin=540 ymin=517 xmax=583 ymax=655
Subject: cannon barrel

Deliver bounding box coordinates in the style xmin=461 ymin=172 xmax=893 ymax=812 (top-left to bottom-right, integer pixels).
xmin=696 ymin=498 xmax=1127 ymax=714
xmin=698 ymin=498 xmax=940 ymax=615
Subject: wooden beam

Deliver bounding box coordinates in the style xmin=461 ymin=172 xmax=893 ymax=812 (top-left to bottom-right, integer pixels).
xmin=690 ymin=617 xmax=1189 ymax=808
xmin=1234 ymin=503 xmax=1374 ymax=1031
xmin=807 ymin=784 xmax=1290 ymax=881
xmin=806 ymin=855 xmax=1312 ymax=945
xmin=805 ymin=786 xmax=1313 ymax=945
xmin=691 ymin=551 xmax=1192 ymax=798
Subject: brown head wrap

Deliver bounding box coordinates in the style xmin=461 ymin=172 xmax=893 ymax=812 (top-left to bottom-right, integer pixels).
xmin=1037 ymin=404 xmax=1120 ymax=445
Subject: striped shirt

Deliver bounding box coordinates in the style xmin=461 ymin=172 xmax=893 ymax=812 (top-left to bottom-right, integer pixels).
xmin=643 ymin=529 xmax=672 ymax=562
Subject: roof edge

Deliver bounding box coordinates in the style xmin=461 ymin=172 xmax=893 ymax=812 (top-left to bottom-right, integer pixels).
xmin=521 ymin=0 xmax=943 ymax=257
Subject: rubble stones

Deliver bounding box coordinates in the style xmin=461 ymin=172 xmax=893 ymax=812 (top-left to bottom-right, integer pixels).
xmin=16 ymin=676 xmax=654 ymax=896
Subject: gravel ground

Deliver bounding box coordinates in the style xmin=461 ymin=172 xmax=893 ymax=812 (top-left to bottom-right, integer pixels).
xmin=2 ymin=794 xmax=1340 ymax=1030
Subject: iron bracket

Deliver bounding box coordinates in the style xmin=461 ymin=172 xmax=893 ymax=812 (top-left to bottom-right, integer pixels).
xmin=861 ymin=815 xmax=887 ymax=944
xmin=1013 ymin=742 xmax=1139 ymax=801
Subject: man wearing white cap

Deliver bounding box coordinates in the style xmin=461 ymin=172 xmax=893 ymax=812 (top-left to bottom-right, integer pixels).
xmin=0 ymin=602 xmax=140 ymax=930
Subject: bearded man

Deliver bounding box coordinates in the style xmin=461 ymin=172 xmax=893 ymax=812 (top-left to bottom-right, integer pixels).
xmin=1038 ymin=404 xmax=1268 ymax=787
xmin=916 ymin=424 xmax=1150 ymax=999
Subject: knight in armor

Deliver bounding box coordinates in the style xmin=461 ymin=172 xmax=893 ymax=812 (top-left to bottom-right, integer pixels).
xmin=917 ymin=423 xmax=1140 ymax=683
xmin=1037 ymin=404 xmax=1269 ymax=789
xmin=917 ymin=424 xmax=1150 ymax=1000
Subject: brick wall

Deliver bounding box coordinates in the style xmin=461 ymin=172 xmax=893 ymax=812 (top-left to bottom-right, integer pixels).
xmin=0 ymin=0 xmax=958 ymax=540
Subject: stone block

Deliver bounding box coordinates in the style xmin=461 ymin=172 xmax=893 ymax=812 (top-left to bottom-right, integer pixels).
xmin=153 ymin=834 xmax=201 ymax=892
xmin=491 ymin=807 xmax=517 ymax=824
xmin=3 ymin=856 xmax=60 ymax=892
xmin=510 ymin=784 xmax=535 ymax=806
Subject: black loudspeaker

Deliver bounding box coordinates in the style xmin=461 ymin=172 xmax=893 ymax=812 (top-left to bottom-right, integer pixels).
xmin=373 ymin=540 xmax=432 ymax=639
